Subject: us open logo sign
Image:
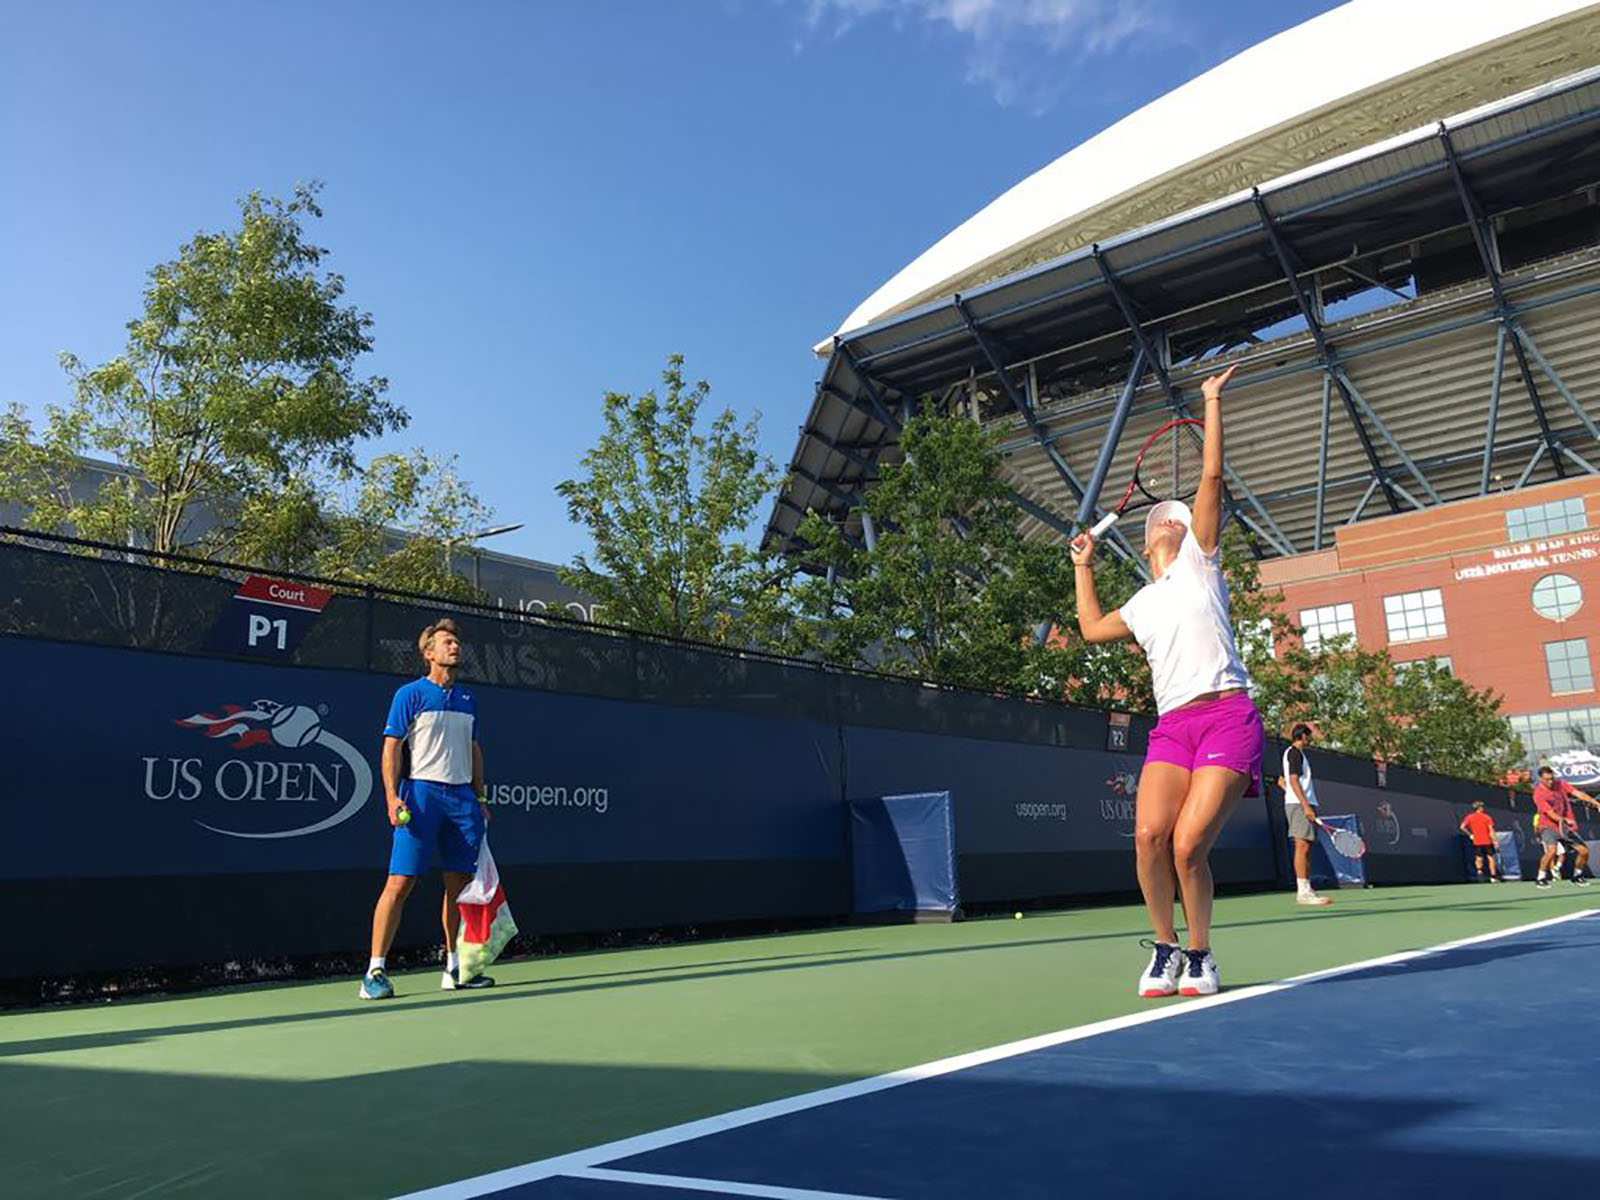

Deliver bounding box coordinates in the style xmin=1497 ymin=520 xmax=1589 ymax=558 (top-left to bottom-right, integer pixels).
xmin=141 ymin=699 xmax=374 ymax=840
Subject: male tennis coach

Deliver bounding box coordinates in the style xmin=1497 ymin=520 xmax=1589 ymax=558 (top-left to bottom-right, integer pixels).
xmin=360 ymin=618 xmax=494 ymax=999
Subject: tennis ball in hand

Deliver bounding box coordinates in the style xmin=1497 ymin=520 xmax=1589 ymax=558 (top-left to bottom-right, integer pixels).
xmin=395 ymin=806 xmax=411 ymax=826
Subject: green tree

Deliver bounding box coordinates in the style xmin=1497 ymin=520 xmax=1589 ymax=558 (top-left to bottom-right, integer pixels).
xmin=0 ymin=183 xmax=402 ymax=562
xmin=787 ymin=409 xmax=1145 ymax=696
xmin=314 ymin=451 xmax=492 ymax=601
xmin=1222 ymin=530 xmax=1313 ymax=736
xmin=1392 ymin=657 xmax=1526 ymax=779
xmin=0 ymin=184 xmax=495 ymax=597
xmin=556 ymin=355 xmax=787 ymax=643
xmin=1265 ymin=638 xmax=1524 ymax=782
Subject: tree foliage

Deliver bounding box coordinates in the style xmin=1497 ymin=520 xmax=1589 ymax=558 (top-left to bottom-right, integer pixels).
xmin=780 ymin=405 xmax=1521 ymax=784
xmin=314 ymin=451 xmax=492 ymax=601
xmin=556 ymin=356 xmax=786 ymax=643
xmin=786 ymin=410 xmax=1143 ymax=696
xmin=0 ymin=184 xmax=493 ymax=597
xmin=1257 ymin=635 xmax=1525 ymax=783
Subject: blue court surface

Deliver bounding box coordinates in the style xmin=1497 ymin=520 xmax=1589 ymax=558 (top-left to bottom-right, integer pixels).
xmin=403 ymin=909 xmax=1598 ymax=1200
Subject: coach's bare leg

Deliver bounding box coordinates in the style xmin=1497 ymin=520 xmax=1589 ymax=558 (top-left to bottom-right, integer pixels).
xmin=1294 ymin=836 xmax=1313 ymax=885
xmin=1135 ymin=762 xmax=1190 ymax=944
xmin=1171 ymin=767 xmax=1251 ymax=951
xmin=441 ymin=870 xmax=472 ymax=957
xmin=371 ymin=874 xmax=416 ymax=958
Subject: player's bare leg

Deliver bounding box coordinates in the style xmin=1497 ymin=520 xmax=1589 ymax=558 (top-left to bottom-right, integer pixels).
xmin=1172 ymin=767 xmax=1250 ymax=952
xmin=359 ymin=874 xmax=415 ymax=999
xmin=1132 ymin=762 xmax=1189 ymax=997
xmin=439 ymin=869 xmax=494 ymax=989
xmin=1134 ymin=762 xmax=1190 ymax=944
xmin=371 ymin=874 xmax=416 ymax=958
xmin=441 ymin=870 xmax=471 ymax=950
xmin=1294 ymin=837 xmax=1313 ymax=884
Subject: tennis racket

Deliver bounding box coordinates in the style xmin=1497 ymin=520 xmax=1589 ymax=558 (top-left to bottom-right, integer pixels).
xmin=1318 ymin=820 xmax=1367 ymax=859
xmin=1085 ymin=417 xmax=1206 ymax=539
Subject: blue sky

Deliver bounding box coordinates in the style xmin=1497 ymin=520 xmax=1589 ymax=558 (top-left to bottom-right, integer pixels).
xmin=0 ymin=0 xmax=1335 ymax=565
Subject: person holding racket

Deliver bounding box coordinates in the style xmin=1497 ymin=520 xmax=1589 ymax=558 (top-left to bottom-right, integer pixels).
xmin=1532 ymin=765 xmax=1594 ymax=888
xmin=1283 ymin=723 xmax=1333 ymax=905
xmin=1071 ymin=362 xmax=1263 ymax=998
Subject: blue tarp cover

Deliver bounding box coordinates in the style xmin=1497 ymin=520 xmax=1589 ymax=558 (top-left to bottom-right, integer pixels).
xmin=850 ymin=791 xmax=959 ymax=914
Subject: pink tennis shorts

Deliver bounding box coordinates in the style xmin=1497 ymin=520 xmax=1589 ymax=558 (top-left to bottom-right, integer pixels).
xmin=1145 ymin=690 xmax=1263 ymax=796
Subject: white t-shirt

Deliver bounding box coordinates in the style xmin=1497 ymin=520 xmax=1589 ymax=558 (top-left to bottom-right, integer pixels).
xmin=1116 ymin=531 xmax=1251 ymax=715
xmin=1282 ymin=745 xmax=1316 ymax=809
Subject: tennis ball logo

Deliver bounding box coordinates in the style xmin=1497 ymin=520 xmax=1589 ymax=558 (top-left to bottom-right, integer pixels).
xmin=270 ymin=704 xmax=322 ymax=748
xmin=172 ymin=698 xmax=374 ymax=840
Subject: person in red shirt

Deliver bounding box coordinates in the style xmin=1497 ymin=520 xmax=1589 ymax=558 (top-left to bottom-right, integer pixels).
xmin=1459 ymin=801 xmax=1502 ymax=883
xmin=1532 ymin=766 xmax=1596 ymax=888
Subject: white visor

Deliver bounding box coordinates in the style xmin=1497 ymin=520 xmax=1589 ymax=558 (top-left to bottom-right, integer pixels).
xmin=1144 ymin=499 xmax=1192 ymax=542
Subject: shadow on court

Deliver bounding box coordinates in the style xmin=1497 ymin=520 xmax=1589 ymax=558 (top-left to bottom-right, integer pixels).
xmin=566 ymin=1067 xmax=1593 ymax=1200
xmin=9 ymin=917 xmax=1597 ymax=1200
xmin=1229 ymin=937 xmax=1561 ymax=989
xmin=599 ymin=941 xmax=1600 ymax=1200
xmin=0 ymin=1057 xmax=856 ymax=1200
xmin=0 ymin=894 xmax=1559 ymax=1060
xmin=1305 ymin=938 xmax=1559 ymax=983
xmin=7 ymin=1036 xmax=1592 ymax=1200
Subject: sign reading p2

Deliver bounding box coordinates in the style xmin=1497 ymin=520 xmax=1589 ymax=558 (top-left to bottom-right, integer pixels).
xmin=204 ymin=576 xmax=332 ymax=659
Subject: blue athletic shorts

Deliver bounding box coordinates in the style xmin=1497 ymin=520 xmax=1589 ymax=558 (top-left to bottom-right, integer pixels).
xmin=389 ymin=780 xmax=485 ymax=876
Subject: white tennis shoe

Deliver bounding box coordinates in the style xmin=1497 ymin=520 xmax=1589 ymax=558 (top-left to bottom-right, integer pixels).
xmin=1137 ymin=940 xmax=1184 ymax=998
xmin=1179 ymin=947 xmax=1220 ymax=997
xmin=1296 ymin=891 xmax=1332 ymax=906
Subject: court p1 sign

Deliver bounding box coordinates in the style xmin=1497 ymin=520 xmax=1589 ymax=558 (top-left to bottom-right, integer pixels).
xmin=204 ymin=575 xmax=332 ymax=659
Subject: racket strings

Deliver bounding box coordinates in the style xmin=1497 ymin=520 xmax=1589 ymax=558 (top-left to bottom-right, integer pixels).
xmin=1133 ymin=421 xmax=1205 ymax=502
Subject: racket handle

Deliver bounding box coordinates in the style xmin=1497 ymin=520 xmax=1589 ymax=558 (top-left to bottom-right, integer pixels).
xmin=1089 ymin=512 xmax=1119 ymax=538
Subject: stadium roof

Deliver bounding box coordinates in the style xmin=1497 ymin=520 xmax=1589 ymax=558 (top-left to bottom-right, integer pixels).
xmin=769 ymin=48 xmax=1600 ymax=569
xmin=826 ymin=0 xmax=1600 ymax=342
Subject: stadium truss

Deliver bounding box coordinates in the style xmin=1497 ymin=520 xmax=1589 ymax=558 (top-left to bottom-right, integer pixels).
xmin=766 ymin=67 xmax=1600 ymax=578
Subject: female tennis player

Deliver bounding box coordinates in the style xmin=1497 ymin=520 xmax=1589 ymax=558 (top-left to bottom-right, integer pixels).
xmin=1070 ymin=363 xmax=1262 ymax=998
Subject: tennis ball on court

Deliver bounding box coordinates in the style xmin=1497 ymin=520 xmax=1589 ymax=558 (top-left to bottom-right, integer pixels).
xmin=1014 ymin=911 xmax=1024 ymax=920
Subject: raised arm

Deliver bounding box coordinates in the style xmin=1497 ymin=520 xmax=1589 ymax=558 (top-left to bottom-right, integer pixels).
xmin=1070 ymin=533 xmax=1132 ymax=644
xmin=1191 ymin=364 xmax=1238 ymax=554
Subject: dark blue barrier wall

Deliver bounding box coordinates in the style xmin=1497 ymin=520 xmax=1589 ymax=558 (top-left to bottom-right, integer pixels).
xmin=9 ymin=637 xmax=845 ymax=878
xmin=8 ymin=625 xmax=1564 ymax=980
xmin=5 ymin=637 xmax=853 ymax=976
xmin=1310 ymin=780 xmax=1466 ymax=886
xmin=842 ymin=727 xmax=1275 ymax=902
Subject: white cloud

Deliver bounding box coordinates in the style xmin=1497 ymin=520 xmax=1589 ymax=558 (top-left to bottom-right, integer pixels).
xmin=796 ymin=0 xmax=1173 ymax=112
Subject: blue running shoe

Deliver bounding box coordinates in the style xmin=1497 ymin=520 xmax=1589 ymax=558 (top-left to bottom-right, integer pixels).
xmin=358 ymin=968 xmax=394 ymax=1001
xmin=441 ymin=967 xmax=495 ymax=991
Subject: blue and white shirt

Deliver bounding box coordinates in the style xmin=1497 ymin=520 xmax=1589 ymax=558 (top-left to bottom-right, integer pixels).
xmin=383 ymin=678 xmax=479 ymax=785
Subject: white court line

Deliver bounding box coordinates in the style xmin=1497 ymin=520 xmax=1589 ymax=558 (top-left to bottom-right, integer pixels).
xmin=567 ymin=1166 xmax=894 ymax=1199
xmin=395 ymin=907 xmax=1598 ymax=1200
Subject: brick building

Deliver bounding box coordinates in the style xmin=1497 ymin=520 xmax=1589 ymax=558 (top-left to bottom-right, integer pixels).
xmin=1258 ymin=476 xmax=1600 ymax=764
